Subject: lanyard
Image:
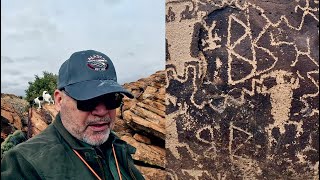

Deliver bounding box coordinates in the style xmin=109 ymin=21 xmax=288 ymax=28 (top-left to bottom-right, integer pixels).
xmin=73 ymin=144 xmax=122 ymax=180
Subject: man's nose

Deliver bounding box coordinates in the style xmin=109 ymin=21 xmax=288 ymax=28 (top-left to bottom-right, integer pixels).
xmin=91 ymin=102 xmax=109 ymax=116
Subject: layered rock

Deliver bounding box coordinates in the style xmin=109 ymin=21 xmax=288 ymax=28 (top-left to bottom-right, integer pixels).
xmin=116 ymin=70 xmax=166 ymax=177
xmin=27 ymin=104 xmax=58 ymax=137
xmin=121 ymin=71 xmax=166 ymax=141
xmin=1 ymin=94 xmax=28 ymax=143
xmin=121 ymin=135 xmax=165 ymax=168
xmin=136 ymin=165 xmax=166 ymax=180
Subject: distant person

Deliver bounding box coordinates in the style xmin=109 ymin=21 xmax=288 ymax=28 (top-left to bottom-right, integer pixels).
xmin=1 ymin=50 xmax=145 ymax=180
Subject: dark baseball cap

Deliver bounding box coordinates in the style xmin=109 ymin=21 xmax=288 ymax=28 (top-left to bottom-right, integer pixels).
xmin=57 ymin=50 xmax=134 ymax=100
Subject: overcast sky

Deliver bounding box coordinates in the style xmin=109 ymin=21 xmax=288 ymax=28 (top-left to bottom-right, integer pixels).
xmin=1 ymin=0 xmax=165 ymax=96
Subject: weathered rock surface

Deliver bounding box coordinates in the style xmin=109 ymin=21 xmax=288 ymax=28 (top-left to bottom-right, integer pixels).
xmin=116 ymin=70 xmax=166 ymax=179
xmin=136 ymin=165 xmax=166 ymax=180
xmin=166 ymin=0 xmax=318 ymax=179
xmin=28 ymin=104 xmax=58 ymax=137
xmin=121 ymin=71 xmax=166 ymax=141
xmin=121 ymin=135 xmax=165 ymax=168
xmin=1 ymin=94 xmax=28 ymax=142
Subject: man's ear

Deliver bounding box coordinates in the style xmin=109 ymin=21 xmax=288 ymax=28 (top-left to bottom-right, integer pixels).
xmin=54 ymin=90 xmax=63 ymax=111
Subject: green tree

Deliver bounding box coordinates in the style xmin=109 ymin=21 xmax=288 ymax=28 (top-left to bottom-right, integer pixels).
xmin=25 ymin=71 xmax=58 ymax=102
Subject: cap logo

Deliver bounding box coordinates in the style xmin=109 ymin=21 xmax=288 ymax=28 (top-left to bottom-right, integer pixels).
xmin=87 ymin=55 xmax=108 ymax=71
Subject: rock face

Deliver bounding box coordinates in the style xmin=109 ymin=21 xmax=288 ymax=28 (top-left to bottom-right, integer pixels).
xmin=117 ymin=70 xmax=166 ymax=179
xmin=121 ymin=71 xmax=166 ymax=142
xmin=166 ymin=0 xmax=318 ymax=179
xmin=27 ymin=104 xmax=58 ymax=138
xmin=1 ymin=94 xmax=28 ymax=143
xmin=1 ymin=70 xmax=166 ymax=180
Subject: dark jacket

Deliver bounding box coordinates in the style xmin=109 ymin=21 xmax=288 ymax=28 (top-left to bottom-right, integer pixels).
xmin=1 ymin=114 xmax=145 ymax=180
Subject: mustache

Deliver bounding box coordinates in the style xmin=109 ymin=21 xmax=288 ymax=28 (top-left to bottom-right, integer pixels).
xmin=86 ymin=117 xmax=112 ymax=126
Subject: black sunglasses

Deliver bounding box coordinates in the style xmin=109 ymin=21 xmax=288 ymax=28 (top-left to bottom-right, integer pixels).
xmin=62 ymin=90 xmax=123 ymax=111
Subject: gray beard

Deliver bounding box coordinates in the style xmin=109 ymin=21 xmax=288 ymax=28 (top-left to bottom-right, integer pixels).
xmin=81 ymin=128 xmax=111 ymax=146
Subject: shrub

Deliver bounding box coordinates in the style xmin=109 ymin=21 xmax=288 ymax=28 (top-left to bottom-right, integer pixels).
xmin=25 ymin=71 xmax=58 ymax=102
xmin=1 ymin=130 xmax=27 ymax=159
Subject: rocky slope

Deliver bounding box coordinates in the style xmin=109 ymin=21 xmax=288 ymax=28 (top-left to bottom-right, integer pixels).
xmin=1 ymin=70 xmax=166 ymax=180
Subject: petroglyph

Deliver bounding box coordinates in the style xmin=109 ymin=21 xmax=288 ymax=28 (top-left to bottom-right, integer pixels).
xmin=166 ymin=0 xmax=318 ymax=178
xmin=181 ymin=169 xmax=211 ymax=180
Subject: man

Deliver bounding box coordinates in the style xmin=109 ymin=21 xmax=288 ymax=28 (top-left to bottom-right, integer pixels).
xmin=1 ymin=50 xmax=145 ymax=180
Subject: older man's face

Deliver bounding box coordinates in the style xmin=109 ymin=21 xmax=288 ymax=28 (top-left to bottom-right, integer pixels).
xmin=54 ymin=90 xmax=116 ymax=146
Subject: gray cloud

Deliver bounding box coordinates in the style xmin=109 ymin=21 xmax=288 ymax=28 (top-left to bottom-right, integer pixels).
xmin=103 ymin=0 xmax=123 ymax=5
xmin=126 ymin=52 xmax=135 ymax=57
xmin=1 ymin=0 xmax=165 ymax=97
xmin=2 ymin=81 xmax=21 ymax=88
xmin=1 ymin=56 xmax=15 ymax=63
xmin=3 ymin=69 xmax=22 ymax=76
